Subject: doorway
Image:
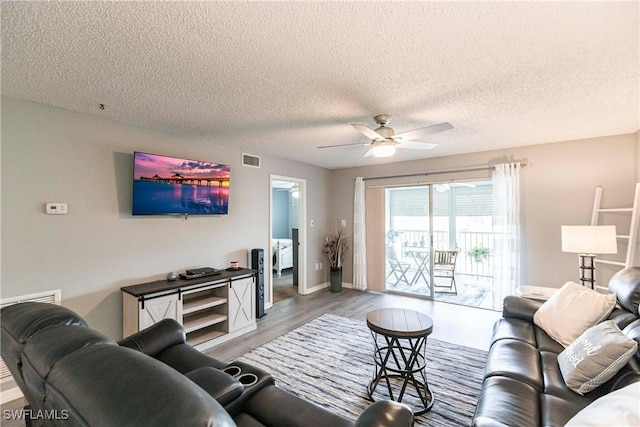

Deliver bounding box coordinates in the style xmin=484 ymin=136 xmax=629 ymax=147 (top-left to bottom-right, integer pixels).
xmin=270 ymin=176 xmax=306 ymax=306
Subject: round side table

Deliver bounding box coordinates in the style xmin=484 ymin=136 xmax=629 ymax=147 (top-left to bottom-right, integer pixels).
xmin=366 ymin=307 xmax=434 ymax=415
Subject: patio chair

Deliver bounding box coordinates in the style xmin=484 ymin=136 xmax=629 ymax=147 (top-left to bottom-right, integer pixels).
xmin=385 ymin=244 xmax=412 ymax=287
xmin=433 ymin=250 xmax=458 ymax=294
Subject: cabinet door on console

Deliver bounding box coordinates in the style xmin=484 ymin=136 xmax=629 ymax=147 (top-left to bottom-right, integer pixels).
xmin=123 ymin=292 xmax=182 ymax=336
xmin=228 ymin=277 xmax=255 ymax=332
xmin=139 ymin=293 xmax=182 ymax=331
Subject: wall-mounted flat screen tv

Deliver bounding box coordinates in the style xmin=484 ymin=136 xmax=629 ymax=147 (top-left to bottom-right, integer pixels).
xmin=132 ymin=151 xmax=230 ymax=215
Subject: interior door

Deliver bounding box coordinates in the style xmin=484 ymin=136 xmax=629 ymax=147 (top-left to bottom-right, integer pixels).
xmin=292 ymin=227 xmax=299 ymax=287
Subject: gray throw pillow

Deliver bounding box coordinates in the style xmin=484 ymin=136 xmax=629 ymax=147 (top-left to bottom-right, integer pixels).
xmin=558 ymin=320 xmax=638 ymax=395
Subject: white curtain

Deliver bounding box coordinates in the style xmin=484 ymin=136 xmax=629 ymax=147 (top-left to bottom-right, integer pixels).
xmin=353 ymin=177 xmax=367 ymax=290
xmin=492 ymin=163 xmax=521 ymax=309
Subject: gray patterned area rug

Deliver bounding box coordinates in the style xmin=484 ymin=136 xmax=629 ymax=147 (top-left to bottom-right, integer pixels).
xmin=237 ymin=313 xmax=488 ymax=426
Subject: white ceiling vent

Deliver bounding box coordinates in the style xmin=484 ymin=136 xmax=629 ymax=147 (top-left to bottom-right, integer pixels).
xmin=242 ymin=153 xmax=260 ymax=168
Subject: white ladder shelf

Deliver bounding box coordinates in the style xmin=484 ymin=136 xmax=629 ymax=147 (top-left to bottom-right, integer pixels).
xmin=590 ymin=182 xmax=640 ymax=269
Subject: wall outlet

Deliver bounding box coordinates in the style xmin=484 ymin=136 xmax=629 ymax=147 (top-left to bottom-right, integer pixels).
xmin=319 ymin=262 xmax=323 ymax=270
xmin=341 ymin=219 xmax=346 ymax=227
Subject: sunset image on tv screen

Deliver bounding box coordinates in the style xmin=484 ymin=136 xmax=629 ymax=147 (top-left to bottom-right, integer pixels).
xmin=132 ymin=152 xmax=230 ymax=215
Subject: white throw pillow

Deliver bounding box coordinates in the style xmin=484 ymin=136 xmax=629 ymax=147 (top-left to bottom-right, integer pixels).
xmin=565 ymin=382 xmax=640 ymax=427
xmin=533 ymin=281 xmax=616 ymax=347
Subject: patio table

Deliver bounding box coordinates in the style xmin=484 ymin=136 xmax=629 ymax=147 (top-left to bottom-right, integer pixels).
xmin=405 ymin=247 xmax=430 ymax=286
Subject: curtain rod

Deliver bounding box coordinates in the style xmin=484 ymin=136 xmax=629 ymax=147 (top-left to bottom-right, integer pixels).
xmin=363 ymin=162 xmax=527 ymax=181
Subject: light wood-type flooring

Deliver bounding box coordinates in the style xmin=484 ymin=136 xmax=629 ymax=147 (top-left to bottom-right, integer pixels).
xmin=272 ymin=269 xmax=298 ymax=304
xmin=207 ymin=287 xmax=501 ymax=362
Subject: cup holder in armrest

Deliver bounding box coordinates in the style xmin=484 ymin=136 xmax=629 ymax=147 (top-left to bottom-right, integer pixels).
xmin=221 ymin=361 xmax=276 ymax=416
xmin=237 ymin=373 xmax=258 ymax=387
xmin=223 ymin=365 xmax=258 ymax=386
xmin=223 ymin=365 xmax=241 ymax=377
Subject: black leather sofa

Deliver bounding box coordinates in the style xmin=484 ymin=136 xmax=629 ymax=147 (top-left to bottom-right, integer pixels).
xmin=1 ymin=302 xmax=413 ymax=427
xmin=473 ymin=267 xmax=640 ymax=426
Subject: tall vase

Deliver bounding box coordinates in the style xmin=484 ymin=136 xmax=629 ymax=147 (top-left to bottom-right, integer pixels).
xmin=330 ymin=267 xmax=342 ymax=293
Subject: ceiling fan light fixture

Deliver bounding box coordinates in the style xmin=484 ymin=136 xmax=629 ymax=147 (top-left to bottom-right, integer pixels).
xmin=371 ymin=140 xmax=396 ymax=157
xmin=290 ymin=184 xmax=300 ymax=199
xmin=319 ymin=115 xmax=453 ymax=158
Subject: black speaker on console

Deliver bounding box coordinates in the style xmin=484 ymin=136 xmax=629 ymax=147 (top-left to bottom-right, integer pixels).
xmin=250 ymin=248 xmax=266 ymax=318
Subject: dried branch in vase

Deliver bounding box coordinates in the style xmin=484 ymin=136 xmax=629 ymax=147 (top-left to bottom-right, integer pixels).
xmin=323 ymin=230 xmax=349 ymax=269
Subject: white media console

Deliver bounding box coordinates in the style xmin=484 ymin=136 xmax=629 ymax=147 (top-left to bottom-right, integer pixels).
xmin=122 ymin=268 xmax=256 ymax=351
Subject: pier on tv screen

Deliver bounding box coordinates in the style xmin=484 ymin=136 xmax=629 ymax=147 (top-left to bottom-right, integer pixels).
xmin=132 ymin=152 xmax=230 ymax=215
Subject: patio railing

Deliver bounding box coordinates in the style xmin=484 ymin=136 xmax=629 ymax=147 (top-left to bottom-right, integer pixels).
xmin=391 ymin=229 xmax=495 ymax=277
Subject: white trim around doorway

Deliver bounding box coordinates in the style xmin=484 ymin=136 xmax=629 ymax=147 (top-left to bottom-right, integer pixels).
xmin=268 ymin=175 xmax=307 ymax=308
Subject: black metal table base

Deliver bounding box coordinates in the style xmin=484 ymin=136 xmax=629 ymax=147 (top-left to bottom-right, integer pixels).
xmin=367 ymin=332 xmax=434 ymax=415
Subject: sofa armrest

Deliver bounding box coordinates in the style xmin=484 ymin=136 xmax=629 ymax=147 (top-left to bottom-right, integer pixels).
xmin=502 ymin=296 xmax=542 ymax=322
xmin=354 ymin=401 xmax=414 ymax=427
xmin=118 ymin=318 xmax=186 ymax=357
xmin=185 ymin=367 xmax=244 ymax=406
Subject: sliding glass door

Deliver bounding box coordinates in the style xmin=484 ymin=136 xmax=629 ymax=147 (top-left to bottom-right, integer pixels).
xmin=432 ymin=182 xmax=493 ymax=308
xmin=383 ymin=181 xmax=494 ymax=308
xmin=385 ymin=185 xmax=434 ymax=298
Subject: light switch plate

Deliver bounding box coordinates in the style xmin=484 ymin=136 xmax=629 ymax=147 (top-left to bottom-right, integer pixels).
xmin=46 ymin=202 xmax=68 ymax=215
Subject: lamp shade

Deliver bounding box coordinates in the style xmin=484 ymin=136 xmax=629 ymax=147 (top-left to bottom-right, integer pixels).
xmin=561 ymin=225 xmax=618 ymax=254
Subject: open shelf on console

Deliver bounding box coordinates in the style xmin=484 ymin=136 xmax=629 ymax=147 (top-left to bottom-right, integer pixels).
xmin=186 ymin=325 xmax=228 ymax=347
xmin=183 ymin=310 xmax=227 ymax=334
xmin=182 ymin=294 xmax=227 ymax=314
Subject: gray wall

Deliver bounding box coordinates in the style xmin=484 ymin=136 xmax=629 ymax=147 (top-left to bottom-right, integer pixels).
xmin=1 ymin=97 xmax=332 ymax=339
xmin=331 ymin=132 xmax=639 ymax=289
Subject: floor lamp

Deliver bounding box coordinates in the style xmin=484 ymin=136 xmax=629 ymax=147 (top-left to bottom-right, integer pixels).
xmin=561 ymin=225 xmax=617 ymax=289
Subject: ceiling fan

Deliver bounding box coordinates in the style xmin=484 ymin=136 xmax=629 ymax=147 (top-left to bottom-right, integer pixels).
xmin=318 ymin=114 xmax=453 ymax=158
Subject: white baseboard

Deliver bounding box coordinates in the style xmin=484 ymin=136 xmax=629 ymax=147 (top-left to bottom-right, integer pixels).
xmin=304 ymin=282 xmax=329 ymax=294
xmin=303 ymin=281 xmax=355 ymax=294
xmin=1 ymin=386 xmax=23 ymax=405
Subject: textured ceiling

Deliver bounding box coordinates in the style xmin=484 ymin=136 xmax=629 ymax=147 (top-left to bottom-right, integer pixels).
xmin=2 ymin=1 xmax=638 ymax=169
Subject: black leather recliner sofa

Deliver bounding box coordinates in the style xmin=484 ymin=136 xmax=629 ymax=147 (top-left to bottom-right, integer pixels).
xmin=1 ymin=302 xmax=413 ymax=427
xmin=473 ymin=267 xmax=640 ymax=426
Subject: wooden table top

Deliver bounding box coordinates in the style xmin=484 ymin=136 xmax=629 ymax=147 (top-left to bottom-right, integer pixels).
xmin=366 ymin=308 xmax=433 ymax=338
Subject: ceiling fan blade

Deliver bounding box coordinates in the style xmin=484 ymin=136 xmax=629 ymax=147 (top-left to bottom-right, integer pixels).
xmin=317 ymin=142 xmax=370 ymax=149
xmin=351 ymin=123 xmax=386 ymax=140
xmin=396 ymin=140 xmax=437 ymax=150
xmin=362 ymin=148 xmax=375 ymax=157
xmin=392 ymin=122 xmax=453 ymax=141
